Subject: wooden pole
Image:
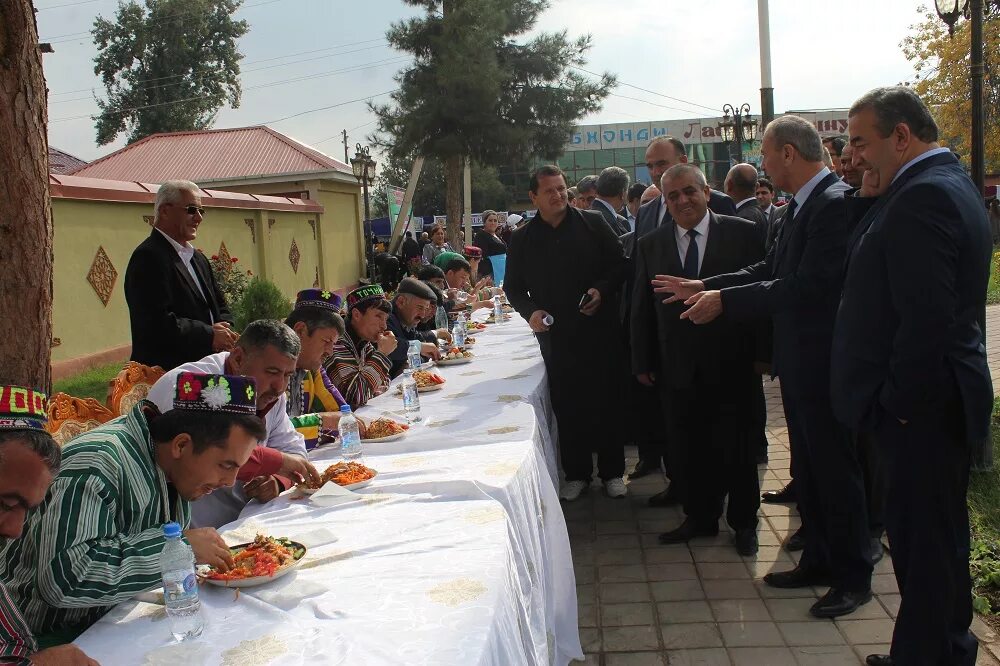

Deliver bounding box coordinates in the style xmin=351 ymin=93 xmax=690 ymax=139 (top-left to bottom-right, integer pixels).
xmin=387 ymin=156 xmax=424 ymax=255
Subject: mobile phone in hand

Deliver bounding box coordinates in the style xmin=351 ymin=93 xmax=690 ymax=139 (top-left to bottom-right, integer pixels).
xmin=578 ymin=292 xmax=593 ymax=310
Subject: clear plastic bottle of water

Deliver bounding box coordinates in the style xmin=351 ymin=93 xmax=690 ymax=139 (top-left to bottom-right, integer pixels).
xmin=160 ymin=522 xmax=204 ymax=642
xmin=407 ymin=339 xmax=422 ymax=371
xmin=452 ymin=313 xmax=466 ymax=348
xmin=339 ymin=404 xmax=362 ymax=459
xmin=493 ymin=295 xmax=504 ymax=323
xmin=402 ymin=369 xmax=422 ymax=423
xmin=435 ymin=304 xmax=449 ymax=330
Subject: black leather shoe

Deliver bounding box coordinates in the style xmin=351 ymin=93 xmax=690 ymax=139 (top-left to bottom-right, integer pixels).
xmin=761 ymin=481 xmax=795 ymax=504
xmin=628 ymin=458 xmax=659 ymax=480
xmin=784 ymin=526 xmax=806 ymax=552
xmin=648 ymin=486 xmax=680 ymax=507
xmin=866 ymin=655 xmax=892 ymax=666
xmin=763 ymin=565 xmax=833 ymax=589
xmin=658 ymin=519 xmax=718 ymax=544
xmin=810 ymin=587 xmax=873 ymax=618
xmin=734 ymin=528 xmax=758 ymax=556
xmin=869 ymin=537 xmax=884 ymax=566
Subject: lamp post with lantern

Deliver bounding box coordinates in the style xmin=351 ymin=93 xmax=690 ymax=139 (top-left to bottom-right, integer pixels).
xmin=351 ymin=143 xmax=377 ymax=282
xmin=718 ymin=103 xmax=758 ymax=165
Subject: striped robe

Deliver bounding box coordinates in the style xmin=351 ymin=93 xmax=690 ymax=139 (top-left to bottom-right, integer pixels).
xmin=0 ymin=403 xmax=188 ymax=635
xmin=288 ymin=366 xmax=347 ymax=449
xmin=0 ymin=579 xmax=35 ymax=664
xmin=323 ymin=329 xmax=391 ymax=410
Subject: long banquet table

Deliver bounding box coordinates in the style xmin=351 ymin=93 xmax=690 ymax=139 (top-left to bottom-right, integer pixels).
xmin=75 ymin=312 xmax=583 ymax=665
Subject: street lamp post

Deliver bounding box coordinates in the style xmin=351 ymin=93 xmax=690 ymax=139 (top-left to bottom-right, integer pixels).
xmin=351 ymin=143 xmax=377 ymax=283
xmin=932 ymin=0 xmax=991 ymax=471
xmin=718 ymin=103 xmax=758 ymax=164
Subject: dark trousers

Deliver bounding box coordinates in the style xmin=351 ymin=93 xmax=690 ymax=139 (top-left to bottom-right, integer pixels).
xmin=782 ymin=383 xmax=873 ymax=591
xmin=854 ymin=430 xmax=885 ymax=538
xmin=539 ymin=331 xmax=626 ymax=482
xmin=749 ymin=376 xmax=768 ymax=459
xmin=877 ymin=399 xmax=977 ymax=666
xmin=663 ymin=377 xmax=760 ymax=530
xmin=631 ymin=378 xmax=668 ymax=471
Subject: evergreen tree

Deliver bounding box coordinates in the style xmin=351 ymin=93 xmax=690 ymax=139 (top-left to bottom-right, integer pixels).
xmin=371 ymin=0 xmax=614 ymax=247
xmin=92 ymin=0 xmax=248 ymax=145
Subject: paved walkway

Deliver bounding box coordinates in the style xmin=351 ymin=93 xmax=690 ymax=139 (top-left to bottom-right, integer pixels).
xmin=567 ymin=362 xmax=1000 ymax=664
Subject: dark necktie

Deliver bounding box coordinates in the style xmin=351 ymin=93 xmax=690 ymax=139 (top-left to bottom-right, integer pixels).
xmin=683 ymin=229 xmax=700 ymax=278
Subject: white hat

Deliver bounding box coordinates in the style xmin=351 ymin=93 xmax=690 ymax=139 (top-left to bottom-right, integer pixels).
xmin=506 ymin=214 xmax=523 ymax=227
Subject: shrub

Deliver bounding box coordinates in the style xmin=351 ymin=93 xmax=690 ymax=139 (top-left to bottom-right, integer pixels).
xmin=209 ymin=253 xmax=251 ymax=306
xmin=233 ymin=277 xmax=293 ymax=332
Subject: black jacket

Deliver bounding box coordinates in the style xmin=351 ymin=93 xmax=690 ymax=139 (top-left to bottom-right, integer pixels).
xmin=631 ymin=212 xmax=765 ymax=389
xmin=124 ymin=230 xmax=234 ymax=371
xmin=634 ymin=189 xmax=737 ymax=240
xmin=734 ymin=198 xmax=770 ymax=249
xmin=590 ymin=199 xmax=630 ymax=236
xmin=831 ymin=151 xmax=993 ymax=440
xmin=703 ymin=172 xmax=850 ymax=390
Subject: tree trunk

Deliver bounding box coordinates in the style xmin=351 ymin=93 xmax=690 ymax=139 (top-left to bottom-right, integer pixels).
xmin=0 ymin=1 xmax=54 ymax=391
xmin=444 ymin=153 xmax=463 ymax=250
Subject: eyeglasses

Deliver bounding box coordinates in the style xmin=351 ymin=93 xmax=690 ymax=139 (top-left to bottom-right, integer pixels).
xmin=184 ymin=205 xmax=205 ymax=216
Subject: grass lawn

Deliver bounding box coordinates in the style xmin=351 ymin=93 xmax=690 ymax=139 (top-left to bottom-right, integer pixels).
xmin=988 ymin=250 xmax=1000 ymax=305
xmin=52 ymin=362 xmax=122 ymax=403
xmin=969 ymin=397 xmax=1000 ymax=619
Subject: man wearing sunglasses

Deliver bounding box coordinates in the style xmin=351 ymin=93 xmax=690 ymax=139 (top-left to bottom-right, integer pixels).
xmin=125 ymin=180 xmax=238 ymax=371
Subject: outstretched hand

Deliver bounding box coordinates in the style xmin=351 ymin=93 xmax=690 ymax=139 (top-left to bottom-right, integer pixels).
xmin=652 ymin=275 xmax=704 ymax=304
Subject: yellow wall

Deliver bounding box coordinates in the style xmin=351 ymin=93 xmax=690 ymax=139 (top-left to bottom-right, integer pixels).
xmin=51 ymin=197 xmax=319 ymax=364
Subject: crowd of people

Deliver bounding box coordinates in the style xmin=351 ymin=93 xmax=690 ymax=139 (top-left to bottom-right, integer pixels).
xmin=0 ymin=84 xmax=992 ymax=666
xmin=506 ymin=86 xmax=993 ymax=666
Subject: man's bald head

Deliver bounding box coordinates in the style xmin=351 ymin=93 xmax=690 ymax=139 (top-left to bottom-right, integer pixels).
xmin=640 ymin=185 xmax=660 ymax=206
xmin=724 ymin=163 xmax=759 ymax=202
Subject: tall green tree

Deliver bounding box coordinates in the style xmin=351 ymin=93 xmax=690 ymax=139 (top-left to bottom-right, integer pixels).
xmin=371 ymin=0 xmax=614 ymax=247
xmin=372 ymin=155 xmax=508 ymax=219
xmin=92 ymin=0 xmax=248 ymax=146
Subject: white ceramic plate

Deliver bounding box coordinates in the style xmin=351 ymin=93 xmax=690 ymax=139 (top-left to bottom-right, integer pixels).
xmin=297 ymin=471 xmax=379 ymax=495
xmin=362 ymin=431 xmax=406 ymax=443
xmin=437 ymin=356 xmax=473 ymax=365
xmin=396 ymin=382 xmax=445 ymax=395
xmin=203 ymin=540 xmax=307 ymax=588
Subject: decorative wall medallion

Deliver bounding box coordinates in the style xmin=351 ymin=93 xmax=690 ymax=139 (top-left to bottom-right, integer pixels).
xmin=427 ymin=578 xmax=487 ymax=607
xmin=313 ymin=266 xmax=319 ymax=288
xmin=142 ymin=215 xmax=154 ymax=227
xmin=217 ymin=241 xmax=231 ymax=267
xmin=289 ymin=238 xmax=300 ymax=274
xmin=267 ymin=218 xmax=277 ymax=235
xmin=87 ymin=245 xmax=117 ymax=306
xmin=244 ymin=219 xmax=256 ymax=244
xmin=307 ymin=218 xmax=317 ymax=240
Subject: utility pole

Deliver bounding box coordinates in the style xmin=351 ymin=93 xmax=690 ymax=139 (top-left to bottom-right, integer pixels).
xmin=342 ymin=129 xmax=349 ymax=164
xmin=757 ymin=0 xmax=775 ymax=129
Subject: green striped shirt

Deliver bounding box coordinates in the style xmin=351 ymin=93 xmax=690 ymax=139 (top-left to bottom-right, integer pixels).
xmin=0 ymin=403 xmax=189 ymax=634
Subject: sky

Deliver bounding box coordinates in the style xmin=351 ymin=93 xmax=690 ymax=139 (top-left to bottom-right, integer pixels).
xmin=37 ymin=0 xmax=928 ymax=162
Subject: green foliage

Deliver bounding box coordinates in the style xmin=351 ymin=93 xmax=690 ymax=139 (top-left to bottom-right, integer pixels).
xmin=91 ymin=0 xmax=248 ymax=146
xmin=233 ymin=277 xmax=292 ymax=332
xmin=52 ymin=362 xmax=123 ymax=402
xmin=208 ymin=252 xmax=251 ymax=307
xmin=371 ymin=157 xmax=509 ymax=218
xmin=988 ymin=250 xmax=1000 ymax=305
xmin=968 ymin=397 xmax=1000 ymax=614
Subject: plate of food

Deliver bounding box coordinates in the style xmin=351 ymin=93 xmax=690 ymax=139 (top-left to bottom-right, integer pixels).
xmin=466 ymin=321 xmax=488 ymax=331
xmin=437 ymin=347 xmax=474 ymax=365
xmin=297 ymin=461 xmax=378 ymax=494
xmin=486 ymin=313 xmax=512 ymax=324
xmin=397 ymin=370 xmax=446 ymax=394
xmin=361 ymin=417 xmax=409 ymax=442
xmin=203 ymin=535 xmax=307 ymax=588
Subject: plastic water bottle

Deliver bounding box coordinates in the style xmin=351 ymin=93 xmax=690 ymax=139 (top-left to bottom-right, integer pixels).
xmin=452 ymin=313 xmax=466 ymax=348
xmin=435 ymin=304 xmax=449 ymax=330
xmin=339 ymin=404 xmax=362 ymax=459
xmin=407 ymin=339 xmax=422 ymax=371
xmin=402 ymin=369 xmax=422 ymax=423
xmin=493 ymin=295 xmax=504 ymax=323
xmin=160 ymin=522 xmax=204 ymax=642
xmin=542 ymin=314 xmax=554 ymax=327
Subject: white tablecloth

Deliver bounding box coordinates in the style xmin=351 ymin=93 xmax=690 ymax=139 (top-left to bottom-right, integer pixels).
xmin=75 ymin=313 xmax=583 ymax=665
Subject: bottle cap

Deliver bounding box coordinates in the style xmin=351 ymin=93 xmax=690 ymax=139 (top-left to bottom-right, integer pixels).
xmin=542 ymin=314 xmax=554 ymax=326
xmin=340 ymin=404 xmax=353 ymax=414
xmin=163 ymin=522 xmax=181 ymax=538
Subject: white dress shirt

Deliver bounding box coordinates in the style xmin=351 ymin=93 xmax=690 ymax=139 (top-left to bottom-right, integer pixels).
xmin=891 ymin=147 xmax=952 ymax=185
xmin=791 ymin=167 xmax=833 ymax=218
xmin=656 ymin=196 xmax=668 ymax=228
xmin=147 ymin=351 xmax=307 ymax=528
xmin=674 ymin=211 xmax=711 ymax=276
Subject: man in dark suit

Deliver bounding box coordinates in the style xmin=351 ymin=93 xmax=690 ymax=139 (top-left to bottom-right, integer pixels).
xmin=658 ymin=115 xmax=874 ymax=618
xmin=833 ymin=87 xmax=992 ymax=666
xmin=590 ymin=166 xmax=631 ymax=236
xmin=506 ymin=165 xmax=629 ymax=502
xmin=629 ymin=137 xmax=737 ymax=492
xmin=631 ymin=163 xmax=764 ymax=555
xmin=124 ymin=180 xmax=237 ymax=371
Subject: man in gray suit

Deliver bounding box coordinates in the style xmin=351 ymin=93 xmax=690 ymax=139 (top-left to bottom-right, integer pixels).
xmin=591 ymin=167 xmax=631 ymax=236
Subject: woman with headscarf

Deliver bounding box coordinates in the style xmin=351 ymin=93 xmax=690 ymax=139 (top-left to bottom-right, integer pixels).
xmin=472 ymin=210 xmax=508 ymax=284
xmin=421 ymin=224 xmax=453 ymax=264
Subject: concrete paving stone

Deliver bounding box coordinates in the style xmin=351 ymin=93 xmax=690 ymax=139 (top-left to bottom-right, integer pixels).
xmin=697 ymin=562 xmax=752 ymax=580
xmin=578 ymin=604 xmax=597 ymax=627
xmin=601 ymin=602 xmax=656 ymax=627
xmin=567 ymin=520 xmax=594 ymax=537
xmin=838 ymin=598 xmax=889 ymax=620
xmin=759 ymin=502 xmax=796 ymax=516
xmin=835 ymin=619 xmax=896 ymax=645
xmin=767 ymin=515 xmax=803 ymax=531
xmin=745 ymin=546 xmax=793 ymax=563
xmin=576 ymin=565 xmax=596 ymax=585
xmin=645 ymin=546 xmax=695 ymax=564
xmin=755 ymin=580 xmax=819 ymax=599
xmin=791 ymin=645 xmax=864 ymax=665
xmin=760 ymin=479 xmax=787 ymax=491
xmin=765 ymin=597 xmax=825 ymax=622
xmin=746 ymin=560 xmax=790 ymax=580
xmin=725 ymin=646 xmax=798 ymax=665
xmin=777 ymin=621 xmax=846 ymax=646
xmin=718 ymin=621 xmax=785 ymax=647
xmin=870 ymin=574 xmax=899 ymax=595
xmin=640 ymin=519 xmax=683 ymax=533
xmin=605 ymin=652 xmax=667 ymax=666
xmin=598 ymin=548 xmax=645 ymax=565
xmin=876 ymin=593 xmax=900 ymax=619
xmin=598 ymin=520 xmax=641 ymax=535
xmin=597 ymin=534 xmax=642 ymax=550
xmin=850 ymin=644 xmax=890 ymax=662
xmin=756 ymin=531 xmax=784 ymax=546
xmin=580 ymin=626 xmax=602 ymax=652
xmin=691 ymin=547 xmax=746 ymax=563
xmin=601 ymin=582 xmax=652 ymax=603
xmin=573 ymin=545 xmax=596 ymax=565
xmin=660 ymin=622 xmax=724 ymax=649
xmin=603 ymin=624 xmax=661 ymax=651
xmin=709 ymin=598 xmax=771 ymax=622
xmin=657 ymin=600 xmax=715 ymax=623
xmin=646 ymin=563 xmax=699 ymax=581
xmin=600 ymin=564 xmax=650 ymax=583
xmin=703 ymin=579 xmax=761 ymax=600
xmin=578 ymin=583 xmax=597 ymax=603
xmin=663 ymin=647 xmax=731 ymax=665
xmin=651 ymin=580 xmax=706 ymax=602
